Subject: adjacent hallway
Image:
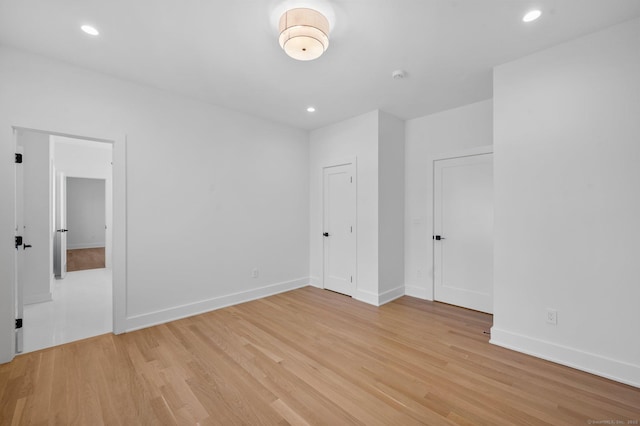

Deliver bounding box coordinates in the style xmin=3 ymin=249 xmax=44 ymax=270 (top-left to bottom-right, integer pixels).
xmin=23 ymin=268 xmax=112 ymax=353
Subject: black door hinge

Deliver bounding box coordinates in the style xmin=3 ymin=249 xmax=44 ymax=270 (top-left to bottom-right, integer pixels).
xmin=15 ymin=318 xmax=22 ymax=329
xmin=15 ymin=236 xmax=23 ymax=249
xmin=15 ymin=153 xmax=22 ymax=164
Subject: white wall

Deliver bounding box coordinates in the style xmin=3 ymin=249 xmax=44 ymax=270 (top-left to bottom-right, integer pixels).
xmin=54 ymin=137 xmax=113 ymax=178
xmin=309 ymin=109 xmax=406 ymax=305
xmin=309 ymin=111 xmax=379 ymax=302
xmin=404 ymin=100 xmax=493 ymax=299
xmin=0 ymin=46 xmax=309 ymax=363
xmin=17 ymin=130 xmax=52 ymax=304
xmin=378 ymin=111 xmax=405 ymax=302
xmin=492 ymin=18 xmax=640 ymax=387
xmin=66 ymin=178 xmax=106 ymax=249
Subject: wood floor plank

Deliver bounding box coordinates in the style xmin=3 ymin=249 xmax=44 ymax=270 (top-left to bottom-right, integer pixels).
xmin=66 ymin=248 xmax=105 ymax=272
xmin=1 ymin=286 xmax=639 ymax=425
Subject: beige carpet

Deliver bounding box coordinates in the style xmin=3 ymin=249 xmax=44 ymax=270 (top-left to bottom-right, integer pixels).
xmin=66 ymin=247 xmax=105 ymax=272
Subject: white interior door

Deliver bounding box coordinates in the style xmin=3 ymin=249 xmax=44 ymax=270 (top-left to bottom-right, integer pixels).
xmin=54 ymin=172 xmax=67 ymax=279
xmin=19 ymin=130 xmax=53 ymax=304
xmin=434 ymin=153 xmax=493 ymax=313
xmin=323 ymin=163 xmax=356 ymax=296
xmin=15 ymin=146 xmax=24 ymax=353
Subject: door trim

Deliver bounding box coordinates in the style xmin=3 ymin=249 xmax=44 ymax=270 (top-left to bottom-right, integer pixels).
xmin=63 ymin=176 xmax=111 ymax=268
xmin=11 ymin=125 xmax=127 ymax=361
xmin=321 ymin=157 xmax=357 ymax=295
xmin=321 ymin=156 xmax=357 ymax=169
xmin=429 ymin=145 xmax=493 ymax=301
xmin=430 ymin=145 xmax=493 ymax=163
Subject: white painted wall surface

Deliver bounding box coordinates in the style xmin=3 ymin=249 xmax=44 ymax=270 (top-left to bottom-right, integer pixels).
xmin=310 ymin=110 xmax=407 ymax=306
xmin=492 ymin=18 xmax=640 ymax=387
xmin=17 ymin=130 xmax=52 ymax=305
xmin=404 ymin=100 xmax=493 ymax=300
xmin=309 ymin=111 xmax=379 ymax=303
xmin=66 ymin=178 xmax=106 ymax=249
xmin=54 ymin=137 xmax=112 ymax=179
xmin=0 ymin=46 xmax=309 ymax=363
xmin=378 ymin=111 xmax=405 ymax=302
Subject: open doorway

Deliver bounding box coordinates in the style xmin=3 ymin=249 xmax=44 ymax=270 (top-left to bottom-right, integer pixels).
xmin=66 ymin=177 xmax=107 ymax=272
xmin=15 ymin=129 xmax=114 ymax=353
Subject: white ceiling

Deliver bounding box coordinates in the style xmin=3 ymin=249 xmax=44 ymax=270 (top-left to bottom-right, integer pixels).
xmin=1 ymin=0 xmax=639 ymax=130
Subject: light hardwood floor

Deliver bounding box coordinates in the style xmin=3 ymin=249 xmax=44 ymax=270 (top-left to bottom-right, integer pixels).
xmin=1 ymin=287 xmax=638 ymax=425
xmin=66 ymin=247 xmax=105 ymax=272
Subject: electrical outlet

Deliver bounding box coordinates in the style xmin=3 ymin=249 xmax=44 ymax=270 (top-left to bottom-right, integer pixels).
xmin=251 ymin=268 xmax=259 ymax=278
xmin=546 ymin=309 xmax=558 ymax=325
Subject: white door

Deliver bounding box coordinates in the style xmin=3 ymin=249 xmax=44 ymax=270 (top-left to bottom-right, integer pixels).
xmin=54 ymin=172 xmax=67 ymax=279
xmin=434 ymin=153 xmax=493 ymax=313
xmin=323 ymin=163 xmax=356 ymax=296
xmin=19 ymin=131 xmax=53 ymax=304
xmin=15 ymin=146 xmax=24 ymax=353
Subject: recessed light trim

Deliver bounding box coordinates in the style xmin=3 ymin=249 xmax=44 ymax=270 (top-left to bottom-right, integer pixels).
xmin=306 ymin=106 xmax=316 ymax=113
xmin=392 ymin=70 xmax=407 ymax=80
xmin=81 ymin=25 xmax=99 ymax=36
xmin=522 ymin=10 xmax=542 ymax=23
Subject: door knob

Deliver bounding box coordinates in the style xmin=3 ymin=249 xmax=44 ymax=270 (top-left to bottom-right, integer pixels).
xmin=433 ymin=235 xmax=445 ymax=240
xmin=23 ymin=244 xmax=32 ymax=250
xmin=56 ymin=229 xmax=68 ymax=232
xmin=323 ymin=232 xmax=330 ymax=237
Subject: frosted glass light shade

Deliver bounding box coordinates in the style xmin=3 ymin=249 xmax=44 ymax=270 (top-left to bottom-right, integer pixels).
xmin=278 ymin=8 xmax=330 ymax=61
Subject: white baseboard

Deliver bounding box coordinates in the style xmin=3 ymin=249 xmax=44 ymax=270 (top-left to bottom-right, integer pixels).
xmin=355 ymin=286 xmax=405 ymax=306
xmin=404 ymin=285 xmax=431 ymax=300
xmin=378 ymin=286 xmax=405 ymax=305
xmin=125 ymin=277 xmax=309 ymax=332
xmin=68 ymin=243 xmax=105 ymax=250
xmin=24 ymin=292 xmax=52 ymax=305
xmin=491 ymin=327 xmax=640 ymax=388
xmin=354 ymin=289 xmax=378 ymax=306
xmin=308 ymin=276 xmax=322 ymax=288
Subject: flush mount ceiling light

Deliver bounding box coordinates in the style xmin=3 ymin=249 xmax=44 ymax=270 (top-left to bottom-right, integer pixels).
xmin=522 ymin=10 xmax=542 ymax=23
xmin=278 ymin=8 xmax=329 ymax=61
xmin=81 ymin=25 xmax=99 ymax=36
xmin=306 ymin=106 xmax=316 ymax=112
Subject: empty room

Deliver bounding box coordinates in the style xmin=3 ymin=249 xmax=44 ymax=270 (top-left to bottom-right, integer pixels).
xmin=0 ymin=1 xmax=639 ymax=424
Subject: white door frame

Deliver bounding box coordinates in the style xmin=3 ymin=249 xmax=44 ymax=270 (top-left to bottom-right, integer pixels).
xmin=321 ymin=157 xmax=357 ymax=294
xmin=53 ymin=171 xmax=67 ymax=280
xmin=15 ymin=145 xmax=24 ymax=353
xmin=64 ymin=175 xmax=111 ymax=268
xmin=10 ymin=125 xmax=127 ymax=360
xmin=430 ymin=145 xmax=493 ymax=300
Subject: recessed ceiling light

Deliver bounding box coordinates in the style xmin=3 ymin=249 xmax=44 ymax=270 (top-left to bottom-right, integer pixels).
xmin=522 ymin=10 xmax=542 ymax=23
xmin=392 ymin=70 xmax=407 ymax=80
xmin=81 ymin=25 xmax=99 ymax=36
xmin=307 ymin=106 xmax=316 ymax=113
